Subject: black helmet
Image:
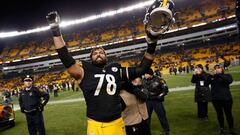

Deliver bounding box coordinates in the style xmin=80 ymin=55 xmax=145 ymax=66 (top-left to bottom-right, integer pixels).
xmin=144 ymin=0 xmax=175 ymax=36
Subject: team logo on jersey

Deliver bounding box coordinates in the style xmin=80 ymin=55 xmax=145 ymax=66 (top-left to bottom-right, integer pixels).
xmin=111 ymin=67 xmax=118 ymax=72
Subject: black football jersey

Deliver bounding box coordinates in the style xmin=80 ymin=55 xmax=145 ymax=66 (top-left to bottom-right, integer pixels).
xmin=79 ymin=61 xmax=135 ymax=122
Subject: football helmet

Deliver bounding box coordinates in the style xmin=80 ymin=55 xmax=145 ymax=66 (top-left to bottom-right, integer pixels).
xmin=144 ymin=0 xmax=175 ymax=36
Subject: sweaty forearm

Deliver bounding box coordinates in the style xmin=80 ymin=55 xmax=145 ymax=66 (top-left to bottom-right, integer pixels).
xmin=53 ymin=36 xmax=66 ymax=49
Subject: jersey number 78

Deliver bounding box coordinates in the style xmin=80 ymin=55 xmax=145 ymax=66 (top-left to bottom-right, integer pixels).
xmin=94 ymin=74 xmax=117 ymax=96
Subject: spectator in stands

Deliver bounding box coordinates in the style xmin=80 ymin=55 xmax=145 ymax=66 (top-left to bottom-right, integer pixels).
xmin=120 ymin=77 xmax=150 ymax=135
xmin=173 ymin=66 xmax=177 ymax=75
xmin=53 ymin=84 xmax=59 ymax=97
xmin=223 ymin=59 xmax=231 ymax=70
xmin=71 ymin=79 xmax=75 ymax=91
xmin=169 ymin=67 xmax=173 ymax=75
xmin=190 ymin=63 xmax=194 ymax=71
xmin=186 ymin=65 xmax=190 ymax=73
xmin=48 ymin=83 xmax=53 ymax=93
xmin=205 ymin=63 xmax=209 ymax=71
xmin=178 ymin=66 xmax=182 ymax=74
xmin=182 ymin=66 xmax=186 ymax=73
xmin=143 ymin=69 xmax=170 ymax=135
xmin=191 ymin=64 xmax=211 ymax=121
xmin=210 ymin=64 xmax=237 ymax=135
xmin=62 ymin=81 xmax=66 ymax=91
xmin=68 ymin=80 xmax=71 ymax=91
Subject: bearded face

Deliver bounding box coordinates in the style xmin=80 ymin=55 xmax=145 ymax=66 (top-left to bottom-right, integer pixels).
xmin=91 ymin=49 xmax=107 ymax=68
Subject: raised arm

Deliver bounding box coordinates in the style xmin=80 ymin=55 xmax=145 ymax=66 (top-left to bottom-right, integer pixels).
xmin=46 ymin=11 xmax=84 ymax=80
xmin=121 ymin=32 xmax=159 ymax=81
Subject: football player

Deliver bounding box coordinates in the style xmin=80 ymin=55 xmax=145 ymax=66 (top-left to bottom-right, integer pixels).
xmin=46 ymin=11 xmax=159 ymax=135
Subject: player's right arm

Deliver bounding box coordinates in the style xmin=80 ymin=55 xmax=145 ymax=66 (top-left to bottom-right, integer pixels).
xmin=46 ymin=11 xmax=84 ymax=81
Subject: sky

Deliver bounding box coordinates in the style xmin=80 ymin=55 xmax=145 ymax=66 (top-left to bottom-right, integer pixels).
xmin=0 ymin=0 xmax=148 ymax=31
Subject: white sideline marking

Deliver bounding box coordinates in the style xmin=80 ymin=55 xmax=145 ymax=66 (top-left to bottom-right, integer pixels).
xmin=170 ymin=81 xmax=240 ymax=92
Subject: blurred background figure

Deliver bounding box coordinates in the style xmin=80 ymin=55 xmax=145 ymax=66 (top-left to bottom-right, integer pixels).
xmin=1 ymin=90 xmax=12 ymax=105
xmin=191 ymin=64 xmax=211 ymax=121
xmin=19 ymin=75 xmax=49 ymax=135
xmin=210 ymin=64 xmax=237 ymax=135
xmin=120 ymin=77 xmax=150 ymax=135
xmin=143 ymin=69 xmax=170 ymax=135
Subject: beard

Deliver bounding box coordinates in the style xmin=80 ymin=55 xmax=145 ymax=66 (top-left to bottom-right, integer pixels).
xmin=92 ymin=57 xmax=107 ymax=68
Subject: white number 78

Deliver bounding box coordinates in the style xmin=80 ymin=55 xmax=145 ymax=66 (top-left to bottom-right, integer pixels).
xmin=94 ymin=74 xmax=117 ymax=96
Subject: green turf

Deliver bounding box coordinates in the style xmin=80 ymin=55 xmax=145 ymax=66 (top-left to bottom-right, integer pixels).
xmin=1 ymin=87 xmax=239 ymax=135
xmin=151 ymin=85 xmax=240 ymax=135
xmin=0 ymin=89 xmax=83 ymax=105
xmin=163 ymin=66 xmax=240 ymax=88
xmin=0 ymin=66 xmax=239 ymax=135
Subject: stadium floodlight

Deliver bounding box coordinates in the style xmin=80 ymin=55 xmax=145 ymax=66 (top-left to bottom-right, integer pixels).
xmin=0 ymin=31 xmax=19 ymax=38
xmin=0 ymin=0 xmax=154 ymax=38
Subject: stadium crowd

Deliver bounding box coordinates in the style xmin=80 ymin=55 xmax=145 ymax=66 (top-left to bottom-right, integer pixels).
xmin=0 ymin=0 xmax=235 ymax=63
xmin=0 ymin=0 xmax=238 ymax=135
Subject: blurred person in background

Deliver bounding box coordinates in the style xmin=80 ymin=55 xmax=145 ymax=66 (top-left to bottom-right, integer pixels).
xmin=2 ymin=89 xmax=12 ymax=105
xmin=53 ymin=84 xmax=59 ymax=97
xmin=210 ymin=64 xmax=237 ymax=135
xmin=19 ymin=75 xmax=49 ymax=135
xmin=142 ymin=69 xmax=169 ymax=135
xmin=191 ymin=64 xmax=211 ymax=121
xmin=120 ymin=77 xmax=151 ymax=135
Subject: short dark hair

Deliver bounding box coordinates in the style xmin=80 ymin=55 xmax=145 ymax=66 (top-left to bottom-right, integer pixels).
xmin=146 ymin=68 xmax=154 ymax=75
xmin=196 ymin=64 xmax=203 ymax=70
xmin=214 ymin=64 xmax=224 ymax=73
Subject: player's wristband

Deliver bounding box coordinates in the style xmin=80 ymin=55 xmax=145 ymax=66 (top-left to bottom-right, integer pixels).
xmin=51 ymin=26 xmax=62 ymax=37
xmin=135 ymin=57 xmax=153 ymax=77
xmin=56 ymin=46 xmax=76 ymax=68
xmin=146 ymin=42 xmax=157 ymax=54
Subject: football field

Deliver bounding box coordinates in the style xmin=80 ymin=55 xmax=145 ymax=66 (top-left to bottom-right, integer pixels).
xmin=1 ymin=66 xmax=239 ymax=135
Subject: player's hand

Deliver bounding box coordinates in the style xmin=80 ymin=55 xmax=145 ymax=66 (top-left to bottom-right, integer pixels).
xmin=46 ymin=11 xmax=61 ymax=28
xmin=145 ymin=27 xmax=160 ymax=44
xmin=46 ymin=11 xmax=62 ymax=36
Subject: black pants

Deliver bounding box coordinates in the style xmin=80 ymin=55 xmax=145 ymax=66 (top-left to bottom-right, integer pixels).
xmin=126 ymin=120 xmax=151 ymax=135
xmin=25 ymin=111 xmax=45 ymax=135
xmin=147 ymin=101 xmax=169 ymax=133
xmin=212 ymin=100 xmax=234 ymax=129
xmin=197 ymin=102 xmax=208 ymax=118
